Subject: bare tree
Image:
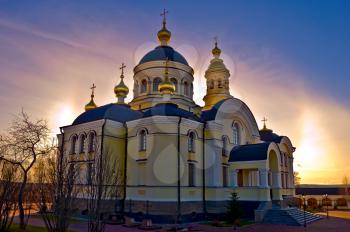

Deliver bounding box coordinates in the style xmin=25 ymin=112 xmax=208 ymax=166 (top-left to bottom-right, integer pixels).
xmin=0 ymin=161 xmax=20 ymax=231
xmin=294 ymin=172 xmax=301 ymax=186
xmin=85 ymin=144 xmax=124 ymax=232
xmin=39 ymin=147 xmax=80 ymax=232
xmin=0 ymin=111 xmax=52 ymax=229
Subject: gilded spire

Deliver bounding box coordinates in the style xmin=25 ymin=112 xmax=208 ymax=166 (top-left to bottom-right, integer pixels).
xmin=114 ymin=63 xmax=129 ymax=104
xmin=157 ymin=9 xmax=171 ymax=46
xmin=158 ymin=57 xmax=175 ymax=94
xmin=85 ymin=83 xmax=97 ymax=111
xmin=212 ymin=36 xmax=222 ymax=58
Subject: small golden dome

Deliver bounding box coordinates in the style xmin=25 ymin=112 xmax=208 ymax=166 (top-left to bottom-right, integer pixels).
xmin=158 ymin=9 xmax=171 ymax=45
xmin=157 ymin=27 xmax=171 ymax=45
xmin=159 ymin=58 xmax=175 ymax=94
xmin=114 ymin=75 xmax=129 ymax=97
xmin=85 ymin=84 xmax=97 ymax=111
xmin=85 ymin=98 xmax=97 ymax=111
xmin=212 ymin=41 xmax=221 ymax=58
xmin=159 ymin=79 xmax=175 ymax=94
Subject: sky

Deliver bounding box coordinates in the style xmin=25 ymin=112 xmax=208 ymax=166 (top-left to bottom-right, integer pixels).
xmin=0 ymin=0 xmax=349 ymax=184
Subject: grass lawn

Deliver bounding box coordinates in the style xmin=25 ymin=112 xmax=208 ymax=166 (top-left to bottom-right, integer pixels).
xmin=8 ymin=223 xmax=47 ymax=232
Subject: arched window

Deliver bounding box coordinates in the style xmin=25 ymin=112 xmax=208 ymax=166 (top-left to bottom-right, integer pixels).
xmin=139 ymin=129 xmax=147 ymax=151
xmin=218 ymin=80 xmax=223 ymax=88
xmin=170 ymin=78 xmax=178 ymax=92
xmin=79 ymin=134 xmax=86 ymax=153
xmin=141 ymin=79 xmax=147 ymax=93
xmin=70 ymin=135 xmax=77 ymax=154
xmin=188 ymin=132 xmax=195 ymax=152
xmin=153 ymin=78 xmax=162 ymax=92
xmin=184 ymin=81 xmax=189 ymax=96
xmin=209 ymin=81 xmax=214 ymax=89
xmin=88 ymin=132 xmax=96 ymax=152
xmin=222 ymin=136 xmax=228 ymax=156
xmin=232 ymin=123 xmax=239 ymax=145
xmin=189 ymin=163 xmax=195 ymax=187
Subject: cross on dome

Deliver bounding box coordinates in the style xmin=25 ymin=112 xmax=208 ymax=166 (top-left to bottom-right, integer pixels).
xmin=90 ymin=83 xmax=96 ymax=96
xmin=262 ymin=117 xmax=268 ymax=129
xmin=160 ymin=9 xmax=169 ymax=26
xmin=119 ymin=63 xmax=126 ymax=76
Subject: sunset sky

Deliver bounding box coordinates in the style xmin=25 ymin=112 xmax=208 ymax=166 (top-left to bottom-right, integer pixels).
xmin=0 ymin=0 xmax=349 ymax=184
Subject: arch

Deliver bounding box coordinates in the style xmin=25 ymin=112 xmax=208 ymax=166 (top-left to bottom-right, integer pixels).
xmin=188 ymin=131 xmax=196 ymax=152
xmin=153 ymin=77 xmax=162 ymax=92
xmin=280 ymin=137 xmax=294 ymax=154
xmin=138 ymin=129 xmax=147 ymax=151
xmin=184 ymin=81 xmax=189 ymax=96
xmin=232 ymin=122 xmax=240 ymax=145
xmin=70 ymin=134 xmax=78 ymax=154
xmin=209 ymin=80 xmax=214 ymax=89
xmin=140 ymin=79 xmax=147 ymax=93
xmin=88 ymin=131 xmax=96 ymax=152
xmin=222 ymin=135 xmax=229 ymax=156
xmin=307 ymin=198 xmax=318 ymax=207
xmin=79 ymin=134 xmax=86 ymax=153
xmin=170 ymin=78 xmax=178 ymax=92
xmin=322 ymin=197 xmax=332 ymax=206
xmin=218 ymin=80 xmax=223 ymax=88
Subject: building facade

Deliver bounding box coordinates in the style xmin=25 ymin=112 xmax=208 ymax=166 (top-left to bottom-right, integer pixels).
xmin=58 ymin=15 xmax=295 ymax=222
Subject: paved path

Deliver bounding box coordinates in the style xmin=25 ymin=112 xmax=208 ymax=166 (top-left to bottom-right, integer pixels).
xmin=16 ymin=213 xmax=350 ymax=232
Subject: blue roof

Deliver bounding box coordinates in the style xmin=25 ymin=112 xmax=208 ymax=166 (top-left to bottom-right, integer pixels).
xmin=200 ymin=99 xmax=227 ymax=121
xmin=72 ymin=104 xmax=142 ymax=125
xmin=229 ymin=143 xmax=271 ymax=162
xmin=259 ymin=130 xmax=283 ymax=143
xmin=142 ymin=103 xmax=199 ymax=121
xmin=139 ymin=46 xmax=188 ymax=65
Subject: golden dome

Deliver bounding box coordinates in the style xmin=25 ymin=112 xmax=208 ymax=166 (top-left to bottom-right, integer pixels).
xmin=114 ymin=75 xmax=129 ymax=97
xmin=158 ymin=79 xmax=175 ymax=94
xmin=157 ymin=27 xmax=171 ymax=45
xmin=212 ymin=41 xmax=221 ymax=58
xmin=85 ymin=98 xmax=97 ymax=111
xmin=157 ymin=9 xmax=171 ymax=45
xmin=85 ymin=84 xmax=97 ymax=111
xmin=159 ymin=59 xmax=175 ymax=94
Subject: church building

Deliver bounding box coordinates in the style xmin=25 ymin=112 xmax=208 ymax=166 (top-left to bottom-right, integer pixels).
xmin=58 ymin=12 xmax=295 ymax=223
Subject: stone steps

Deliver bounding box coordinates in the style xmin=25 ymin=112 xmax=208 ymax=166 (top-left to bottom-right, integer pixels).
xmin=263 ymin=207 xmax=323 ymax=226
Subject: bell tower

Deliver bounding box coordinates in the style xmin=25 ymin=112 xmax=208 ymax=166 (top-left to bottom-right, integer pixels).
xmin=203 ymin=39 xmax=232 ymax=110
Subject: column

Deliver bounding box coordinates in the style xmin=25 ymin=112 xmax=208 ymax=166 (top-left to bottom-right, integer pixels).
xmin=272 ymin=171 xmax=282 ymax=188
xmin=259 ymin=169 xmax=269 ymax=188
xmin=231 ymin=169 xmax=238 ymax=187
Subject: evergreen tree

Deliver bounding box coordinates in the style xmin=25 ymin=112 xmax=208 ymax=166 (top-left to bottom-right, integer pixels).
xmin=227 ymin=192 xmax=243 ymax=227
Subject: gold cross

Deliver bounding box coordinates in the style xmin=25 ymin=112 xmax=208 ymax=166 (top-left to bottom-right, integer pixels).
xmin=160 ymin=9 xmax=169 ymax=24
xmin=90 ymin=83 xmax=96 ymax=96
xmin=262 ymin=117 xmax=267 ymax=128
xmin=214 ymin=36 xmax=218 ymax=46
xmin=120 ymin=62 xmax=126 ymax=76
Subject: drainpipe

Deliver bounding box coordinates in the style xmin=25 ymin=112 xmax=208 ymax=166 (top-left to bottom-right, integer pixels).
xmin=122 ymin=122 xmax=128 ymax=216
xmin=97 ymin=119 xmax=107 ymax=218
xmin=177 ymin=117 xmax=182 ymax=224
xmin=202 ymin=122 xmax=207 ymax=217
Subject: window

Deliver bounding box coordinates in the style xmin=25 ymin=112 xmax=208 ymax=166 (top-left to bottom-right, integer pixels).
xmin=222 ymin=136 xmax=228 ymax=156
xmin=209 ymin=81 xmax=214 ymax=89
xmin=88 ymin=132 xmax=95 ymax=152
xmin=189 ymin=163 xmax=195 ymax=187
xmin=233 ymin=123 xmax=239 ymax=145
xmin=79 ymin=134 xmax=86 ymax=153
xmin=218 ymin=80 xmax=223 ymax=88
xmin=141 ymin=79 xmax=147 ymax=93
xmin=223 ymin=166 xmax=228 ymax=187
xmin=188 ymin=132 xmax=195 ymax=152
xmin=70 ymin=135 xmax=77 ymax=154
xmin=184 ymin=81 xmax=189 ymax=96
xmin=139 ymin=129 xmax=147 ymax=151
xmin=170 ymin=78 xmax=178 ymax=92
xmin=153 ymin=78 xmax=162 ymax=92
